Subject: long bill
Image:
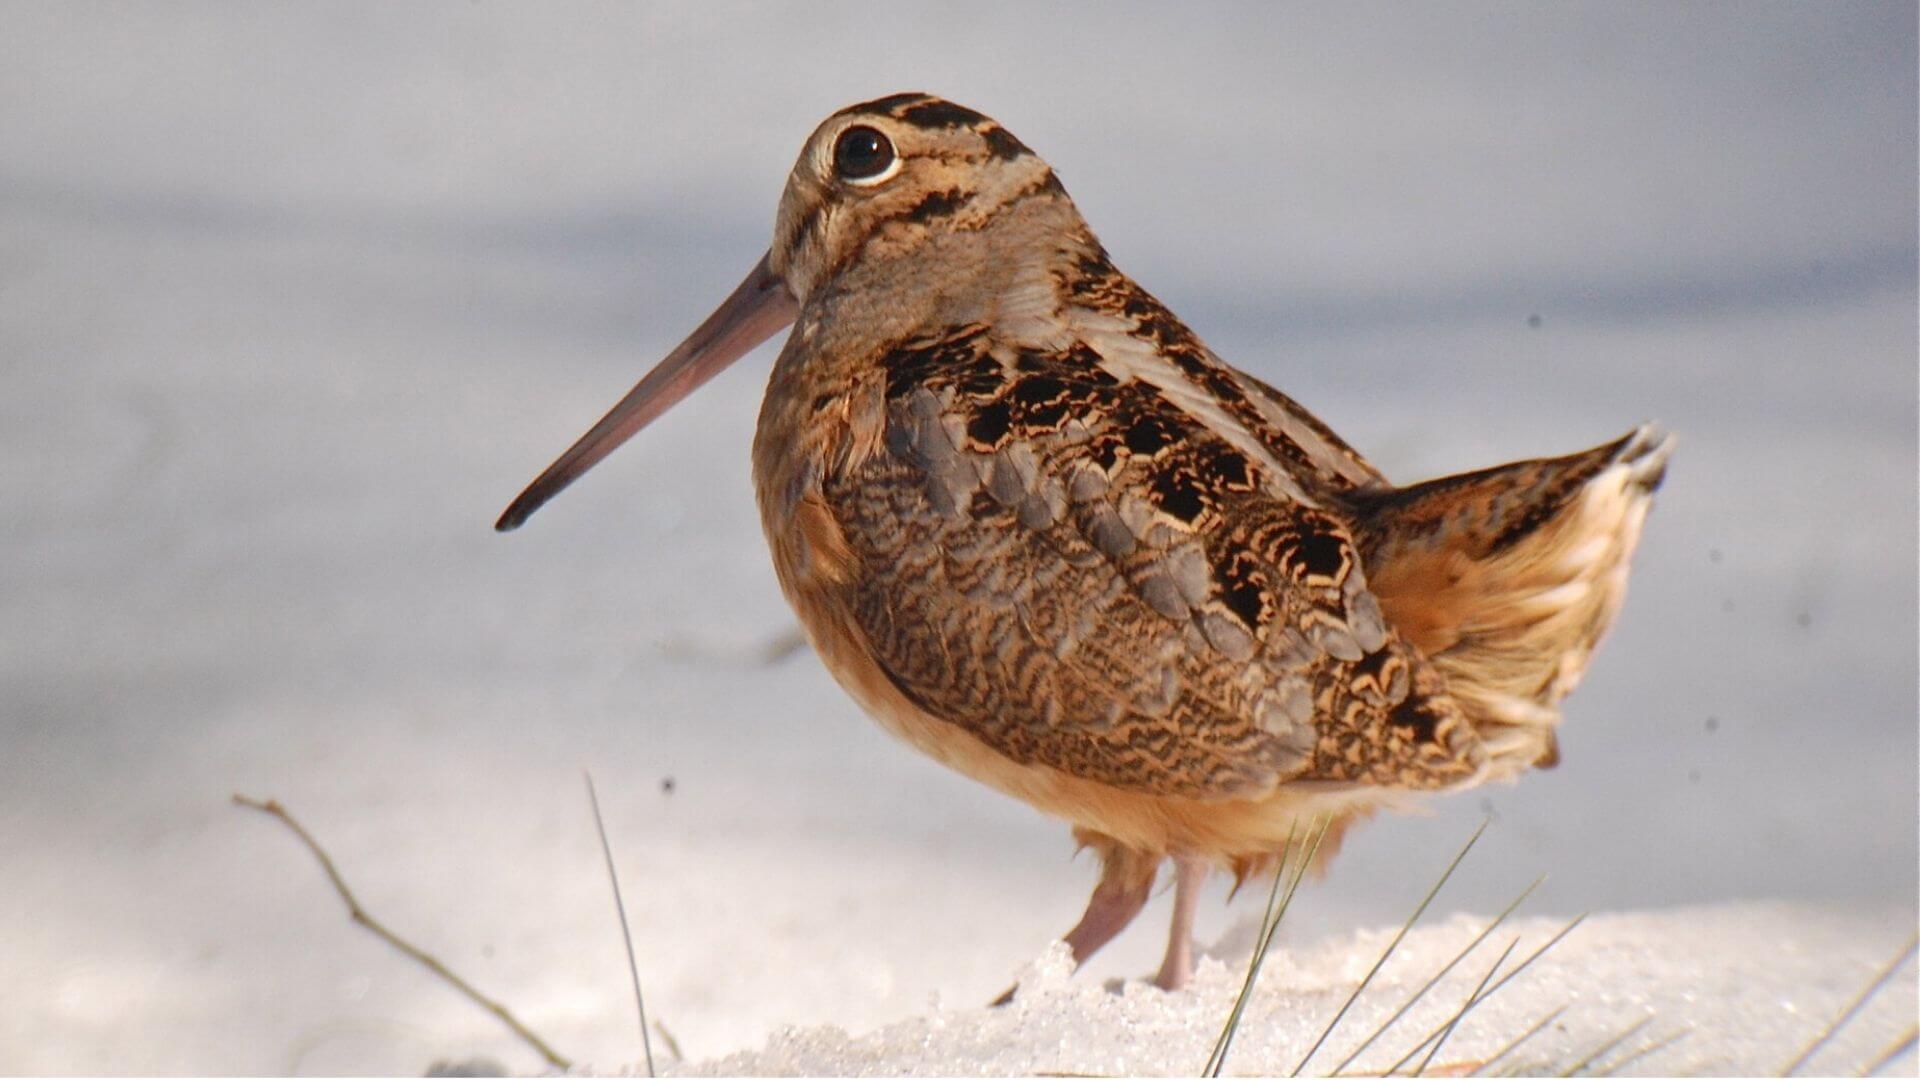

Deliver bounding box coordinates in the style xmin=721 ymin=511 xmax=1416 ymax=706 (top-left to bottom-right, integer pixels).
xmin=496 ymin=251 xmax=798 ymax=531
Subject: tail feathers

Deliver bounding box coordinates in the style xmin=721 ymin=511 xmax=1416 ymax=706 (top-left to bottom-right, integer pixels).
xmin=1348 ymin=425 xmax=1673 ymax=778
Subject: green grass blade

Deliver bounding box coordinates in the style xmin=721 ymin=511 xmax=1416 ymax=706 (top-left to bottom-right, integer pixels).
xmin=1595 ymin=1026 xmax=1689 ymax=1077
xmin=1205 ymin=820 xmax=1298 ymax=1078
xmin=1388 ymin=912 xmax=1587 ymax=1073
xmin=1414 ymin=936 xmax=1518 ymax=1076
xmin=1332 ymin=873 xmax=1544 ymax=1075
xmin=1206 ymin=816 xmax=1331 ymax=1077
xmin=1782 ymin=931 xmax=1918 ymax=1077
xmin=1293 ymin=816 xmax=1492 ymax=1077
xmin=1856 ymin=1024 xmax=1918 ymax=1077
xmin=1555 ymin=1014 xmax=1653 ymax=1077
xmin=1471 ymin=1004 xmax=1567 ymax=1077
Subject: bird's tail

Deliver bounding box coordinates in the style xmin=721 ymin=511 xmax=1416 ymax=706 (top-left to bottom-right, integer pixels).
xmin=1347 ymin=425 xmax=1674 ymax=779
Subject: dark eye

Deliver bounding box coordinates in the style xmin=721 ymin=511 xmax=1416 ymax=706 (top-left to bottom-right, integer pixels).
xmin=833 ymin=125 xmax=896 ymax=181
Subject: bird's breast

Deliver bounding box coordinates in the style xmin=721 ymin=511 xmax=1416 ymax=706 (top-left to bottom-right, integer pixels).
xmin=750 ymin=332 xmax=891 ymax=601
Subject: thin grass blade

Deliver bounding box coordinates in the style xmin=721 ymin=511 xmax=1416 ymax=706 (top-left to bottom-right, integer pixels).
xmin=1205 ymin=820 xmax=1298 ymax=1078
xmin=1555 ymin=1014 xmax=1653 ymax=1077
xmin=1856 ymin=1024 xmax=1918 ymax=1078
xmin=1414 ymin=936 xmax=1518 ymax=1076
xmin=1782 ymin=931 xmax=1918 ymax=1077
xmin=1206 ymin=816 xmax=1331 ymax=1077
xmin=1389 ymin=912 xmax=1587 ymax=1073
xmin=1595 ymin=1026 xmax=1689 ymax=1077
xmin=586 ymin=771 xmax=656 ymax=1077
xmin=1333 ymin=874 xmax=1544 ymax=1075
xmin=1293 ymin=816 xmax=1492 ymax=1076
xmin=1470 ymin=1004 xmax=1567 ymax=1077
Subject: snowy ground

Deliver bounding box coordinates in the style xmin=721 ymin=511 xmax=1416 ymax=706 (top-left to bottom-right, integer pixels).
xmin=695 ymin=904 xmax=1917 ymax=1077
xmin=2 ymin=4 xmax=1915 ymax=1076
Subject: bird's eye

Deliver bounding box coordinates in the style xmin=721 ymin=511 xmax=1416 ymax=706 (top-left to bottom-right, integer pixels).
xmin=833 ymin=125 xmax=896 ymax=182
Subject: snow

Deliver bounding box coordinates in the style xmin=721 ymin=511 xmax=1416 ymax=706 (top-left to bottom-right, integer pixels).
xmin=689 ymin=904 xmax=1916 ymax=1077
xmin=2 ymin=4 xmax=1914 ymax=1076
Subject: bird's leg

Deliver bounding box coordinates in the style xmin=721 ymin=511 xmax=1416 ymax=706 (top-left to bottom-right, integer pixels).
xmin=1061 ymin=850 xmax=1158 ymax=965
xmin=1153 ymin=854 xmax=1207 ymax=991
xmin=992 ymin=843 xmax=1158 ymax=1005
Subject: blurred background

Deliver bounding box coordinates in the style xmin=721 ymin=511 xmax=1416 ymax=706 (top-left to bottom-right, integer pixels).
xmin=3 ymin=3 xmax=1914 ymax=1074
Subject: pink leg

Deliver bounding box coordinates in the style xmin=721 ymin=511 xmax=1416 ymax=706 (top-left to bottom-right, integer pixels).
xmin=993 ymin=844 xmax=1159 ymax=1005
xmin=1154 ymin=855 xmax=1207 ymax=991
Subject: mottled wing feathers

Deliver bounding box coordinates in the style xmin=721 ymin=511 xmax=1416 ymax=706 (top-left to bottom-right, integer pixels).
xmin=1346 ymin=425 xmax=1673 ymax=775
xmin=1229 ymin=367 xmax=1387 ymax=490
xmin=823 ymin=315 xmax=1487 ymax=799
xmin=1056 ymin=247 xmax=1386 ymax=495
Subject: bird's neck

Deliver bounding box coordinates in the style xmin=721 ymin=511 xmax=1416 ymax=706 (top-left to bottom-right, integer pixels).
xmin=803 ymin=194 xmax=1097 ymax=359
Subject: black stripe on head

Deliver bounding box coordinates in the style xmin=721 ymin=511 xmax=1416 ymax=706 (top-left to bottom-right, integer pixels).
xmin=903 ymin=187 xmax=967 ymax=224
xmin=1016 ymin=168 xmax=1065 ymax=200
xmin=979 ymin=124 xmax=1031 ymax=160
xmin=849 ymin=91 xmax=933 ymax=115
xmin=786 ymin=200 xmax=826 ymax=259
xmin=897 ymin=98 xmax=991 ymax=129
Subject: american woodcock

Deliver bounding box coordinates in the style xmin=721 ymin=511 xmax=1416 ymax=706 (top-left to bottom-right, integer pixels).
xmin=498 ymin=93 xmax=1672 ymax=994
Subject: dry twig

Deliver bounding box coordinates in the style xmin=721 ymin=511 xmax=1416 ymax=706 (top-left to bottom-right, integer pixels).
xmin=231 ymin=794 xmax=571 ymax=1071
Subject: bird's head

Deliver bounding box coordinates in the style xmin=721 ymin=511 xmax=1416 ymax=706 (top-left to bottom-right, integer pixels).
xmin=496 ymin=93 xmax=1074 ymax=531
xmin=768 ymin=92 xmax=1066 ymax=305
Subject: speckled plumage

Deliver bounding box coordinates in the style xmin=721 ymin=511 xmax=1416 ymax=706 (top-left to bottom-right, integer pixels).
xmin=501 ymin=92 xmax=1673 ymax=994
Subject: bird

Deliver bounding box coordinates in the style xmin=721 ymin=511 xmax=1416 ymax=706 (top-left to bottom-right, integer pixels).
xmin=496 ymin=92 xmax=1672 ymax=995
